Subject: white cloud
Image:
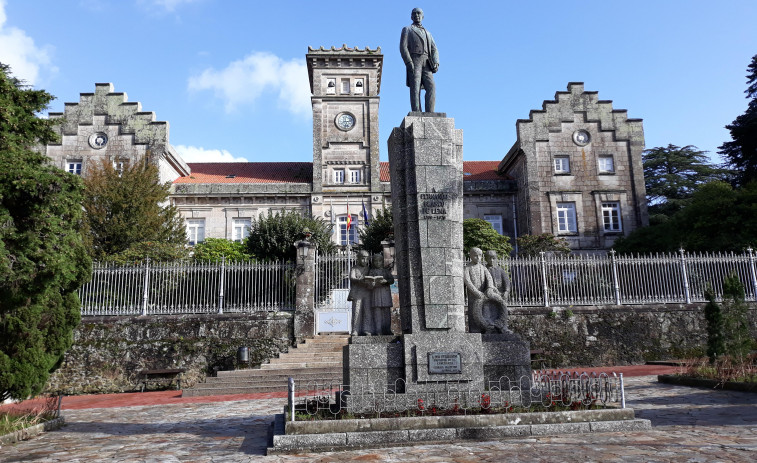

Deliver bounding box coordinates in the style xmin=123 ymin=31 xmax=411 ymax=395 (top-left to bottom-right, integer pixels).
xmin=0 ymin=0 xmax=56 ymax=86
xmin=175 ymin=145 xmax=249 ymax=163
xmin=188 ymin=51 xmax=310 ymax=115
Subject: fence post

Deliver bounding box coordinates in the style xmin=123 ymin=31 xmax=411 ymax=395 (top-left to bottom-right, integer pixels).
xmin=679 ymin=249 xmax=691 ymax=304
xmin=141 ymin=257 xmax=150 ymax=316
xmin=610 ymin=250 xmax=621 ymax=305
xmin=218 ymin=256 xmax=225 ymax=314
xmin=540 ymin=252 xmax=550 ymax=307
xmin=747 ymin=247 xmax=757 ymax=302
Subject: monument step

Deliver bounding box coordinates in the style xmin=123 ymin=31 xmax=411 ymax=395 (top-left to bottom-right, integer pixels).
xmin=204 ymin=372 xmax=341 ymax=385
xmin=182 ymin=384 xmax=289 ymax=397
xmin=216 ymin=366 xmax=341 ymax=378
xmin=260 ymin=361 xmax=342 ymax=370
xmin=267 ymin=353 xmax=342 ymax=362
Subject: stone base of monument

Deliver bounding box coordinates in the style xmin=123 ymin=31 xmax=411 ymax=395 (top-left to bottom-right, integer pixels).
xmin=266 ymin=408 xmax=651 ymax=454
xmin=343 ymin=332 xmax=531 ymax=398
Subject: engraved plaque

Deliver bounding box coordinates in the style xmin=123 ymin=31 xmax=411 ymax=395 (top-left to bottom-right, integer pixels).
xmin=428 ymin=352 xmax=462 ymax=374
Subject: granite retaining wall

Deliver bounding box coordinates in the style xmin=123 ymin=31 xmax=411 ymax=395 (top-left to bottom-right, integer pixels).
xmin=45 ymin=312 xmax=293 ymax=395
xmin=46 ymin=303 xmax=755 ymax=395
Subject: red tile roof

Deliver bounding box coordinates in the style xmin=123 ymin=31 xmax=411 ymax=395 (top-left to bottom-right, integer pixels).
xmin=174 ymin=162 xmax=312 ymax=184
xmin=174 ymin=161 xmax=510 ymax=184
xmin=379 ymin=161 xmax=511 ymax=182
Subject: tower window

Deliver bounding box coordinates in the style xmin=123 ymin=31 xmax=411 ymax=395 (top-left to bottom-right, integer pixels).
xmin=341 ymin=79 xmax=350 ymax=94
xmin=333 ymin=169 xmax=345 ymax=184
xmin=327 ymin=79 xmax=336 ymax=95
xmin=354 ymin=79 xmax=364 ymax=94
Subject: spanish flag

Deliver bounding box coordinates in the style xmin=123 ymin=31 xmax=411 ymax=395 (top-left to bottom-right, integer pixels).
xmin=346 ymin=201 xmax=352 ymax=230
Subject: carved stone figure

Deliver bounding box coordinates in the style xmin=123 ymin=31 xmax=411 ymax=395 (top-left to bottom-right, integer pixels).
xmin=366 ymin=253 xmax=394 ymax=335
xmin=400 ymin=7 xmax=439 ymax=113
xmin=485 ymin=250 xmax=511 ymax=332
xmin=464 ymin=247 xmax=509 ymax=333
xmin=348 ymin=250 xmax=372 ymax=336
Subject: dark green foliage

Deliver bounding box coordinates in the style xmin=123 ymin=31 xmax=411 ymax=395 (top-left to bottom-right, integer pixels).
xmin=721 ymin=273 xmax=751 ymax=360
xmin=358 ymin=206 xmax=393 ymax=254
xmin=703 ymin=285 xmax=725 ymax=363
xmin=463 ymin=218 xmax=512 ymax=257
xmin=192 ymin=238 xmax=251 ymax=262
xmin=719 ymin=54 xmax=757 ymax=186
xmin=643 ymin=145 xmax=731 ymax=217
xmin=613 ymin=181 xmax=757 ymax=253
xmin=244 ymin=210 xmax=335 ymax=261
xmin=516 ymin=233 xmax=571 ymax=256
xmin=82 ymin=158 xmax=187 ymax=262
xmin=0 ymin=63 xmax=91 ymax=401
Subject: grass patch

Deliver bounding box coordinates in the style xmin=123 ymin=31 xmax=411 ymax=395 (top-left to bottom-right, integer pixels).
xmin=0 ymin=396 xmax=61 ymax=436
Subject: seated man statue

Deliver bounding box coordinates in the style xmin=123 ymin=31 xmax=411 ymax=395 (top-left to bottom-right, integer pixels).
xmin=463 ymin=247 xmax=509 ymax=334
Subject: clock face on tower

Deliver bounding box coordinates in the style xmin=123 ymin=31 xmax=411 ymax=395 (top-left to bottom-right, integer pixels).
xmin=335 ymin=112 xmax=355 ymax=131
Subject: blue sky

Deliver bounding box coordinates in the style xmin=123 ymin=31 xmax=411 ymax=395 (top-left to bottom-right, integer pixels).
xmin=2 ymin=0 xmax=756 ymax=164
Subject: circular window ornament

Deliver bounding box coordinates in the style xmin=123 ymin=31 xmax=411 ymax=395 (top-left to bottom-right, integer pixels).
xmin=572 ymin=130 xmax=591 ymax=146
xmin=335 ymin=112 xmax=356 ymax=131
xmin=89 ymin=132 xmax=108 ymax=149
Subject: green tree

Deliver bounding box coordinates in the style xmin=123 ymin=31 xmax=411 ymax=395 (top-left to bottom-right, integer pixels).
xmin=0 ymin=64 xmax=91 ymax=400
xmin=245 ymin=210 xmax=335 ymax=261
xmin=516 ymin=233 xmax=571 ymax=257
xmin=613 ymin=181 xmax=757 ymax=253
xmin=462 ymin=218 xmax=512 ymax=258
xmin=82 ymin=158 xmax=187 ymax=262
xmin=358 ymin=206 xmax=394 ymax=254
xmin=721 ymin=273 xmax=752 ymax=360
xmin=192 ymin=238 xmax=251 ymax=262
xmin=643 ymin=145 xmax=730 ymax=217
xmin=703 ymin=284 xmax=725 ymax=363
xmin=719 ymin=54 xmax=757 ymax=186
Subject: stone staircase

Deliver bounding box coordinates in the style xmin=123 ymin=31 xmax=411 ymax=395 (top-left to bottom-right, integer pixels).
xmin=181 ymin=335 xmax=348 ymax=397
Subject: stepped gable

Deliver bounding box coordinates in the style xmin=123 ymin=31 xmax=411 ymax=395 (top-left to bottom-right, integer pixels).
xmin=47 ymin=83 xmax=189 ymax=177
xmin=510 ymin=82 xmax=643 ymax=157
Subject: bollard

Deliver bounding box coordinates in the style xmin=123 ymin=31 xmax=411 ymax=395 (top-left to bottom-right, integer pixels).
xmin=288 ymin=377 xmax=295 ymax=422
xmin=237 ymin=346 xmax=249 ymax=365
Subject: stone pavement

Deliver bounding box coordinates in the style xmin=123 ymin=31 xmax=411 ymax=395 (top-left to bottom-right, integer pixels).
xmin=2 ymin=375 xmax=756 ymax=462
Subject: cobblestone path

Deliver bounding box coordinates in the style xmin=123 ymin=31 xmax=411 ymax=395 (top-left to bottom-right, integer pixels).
xmin=1 ymin=376 xmax=755 ymax=462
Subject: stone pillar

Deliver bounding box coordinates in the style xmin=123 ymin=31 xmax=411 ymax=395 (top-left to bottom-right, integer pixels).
xmin=388 ymin=112 xmax=466 ymax=333
xmin=293 ymin=241 xmax=316 ymax=344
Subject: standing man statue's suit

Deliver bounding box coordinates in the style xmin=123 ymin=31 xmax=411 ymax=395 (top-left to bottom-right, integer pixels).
xmin=400 ymin=7 xmax=439 ymax=113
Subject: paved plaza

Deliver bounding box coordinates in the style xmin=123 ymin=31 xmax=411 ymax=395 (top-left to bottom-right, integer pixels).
xmin=1 ymin=376 xmax=755 ymax=462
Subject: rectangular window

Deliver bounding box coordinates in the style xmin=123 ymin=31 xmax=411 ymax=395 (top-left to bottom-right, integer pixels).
xmin=338 ymin=215 xmax=358 ymax=245
xmin=484 ymin=214 xmax=503 ymax=234
xmin=232 ymin=218 xmax=251 ymax=242
xmin=354 ymin=78 xmax=364 ymax=94
xmin=556 ymin=202 xmax=577 ymax=233
xmin=113 ymin=160 xmax=127 ymax=176
xmin=349 ymin=169 xmax=361 ymax=184
xmin=186 ymin=219 xmax=205 ymax=245
xmin=602 ymin=202 xmax=622 ymax=232
xmin=326 ymin=78 xmax=336 ymax=95
xmin=598 ymin=156 xmax=615 ymax=173
xmin=333 ymin=169 xmax=345 ymax=184
xmin=341 ymin=79 xmax=350 ymax=94
xmin=67 ymin=161 xmax=82 ymax=175
xmin=554 ymin=156 xmax=570 ymax=174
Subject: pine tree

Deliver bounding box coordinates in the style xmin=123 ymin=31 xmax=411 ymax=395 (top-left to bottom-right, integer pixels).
xmin=82 ymin=158 xmax=187 ymax=262
xmin=719 ymin=54 xmax=757 ymax=186
xmin=0 ymin=63 xmax=91 ymax=400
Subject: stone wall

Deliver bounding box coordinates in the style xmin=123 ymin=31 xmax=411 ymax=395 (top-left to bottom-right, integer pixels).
xmin=46 ymin=312 xmax=293 ymax=395
xmin=46 ymin=304 xmax=755 ymax=395
xmin=510 ymin=303 xmax=757 ymax=367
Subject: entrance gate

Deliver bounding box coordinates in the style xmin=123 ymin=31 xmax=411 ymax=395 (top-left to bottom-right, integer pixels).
xmin=314 ymin=253 xmax=354 ymax=334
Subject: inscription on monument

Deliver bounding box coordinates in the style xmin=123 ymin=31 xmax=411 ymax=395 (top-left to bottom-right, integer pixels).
xmin=419 ymin=192 xmax=452 ymax=220
xmin=428 ymin=352 xmax=462 ymax=374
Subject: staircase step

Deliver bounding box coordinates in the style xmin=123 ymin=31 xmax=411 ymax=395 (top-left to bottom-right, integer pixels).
xmin=260 ymin=361 xmax=341 ymax=369
xmin=217 ymin=366 xmax=341 ymax=378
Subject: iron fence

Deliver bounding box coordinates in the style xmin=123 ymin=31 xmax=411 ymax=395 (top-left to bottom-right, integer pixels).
xmin=289 ymin=371 xmax=625 ymax=419
xmin=507 ymin=249 xmax=757 ymax=307
xmin=79 ymin=259 xmax=296 ymax=316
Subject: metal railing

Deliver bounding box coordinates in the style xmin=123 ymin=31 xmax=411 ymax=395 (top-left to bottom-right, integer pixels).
xmin=79 ymin=258 xmax=296 ymax=316
xmin=289 ymin=371 xmax=625 ymax=419
xmin=507 ymin=249 xmax=757 ymax=307
xmin=315 ymin=252 xmax=355 ymax=310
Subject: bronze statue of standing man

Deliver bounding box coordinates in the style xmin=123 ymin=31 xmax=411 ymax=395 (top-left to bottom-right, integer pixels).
xmin=400 ymin=7 xmax=439 ymax=113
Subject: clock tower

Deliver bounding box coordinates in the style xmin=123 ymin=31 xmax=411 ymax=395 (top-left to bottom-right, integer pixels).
xmin=306 ymin=46 xmax=384 ymax=219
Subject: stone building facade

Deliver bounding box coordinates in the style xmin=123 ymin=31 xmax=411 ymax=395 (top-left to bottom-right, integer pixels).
xmin=41 ymin=52 xmax=647 ymax=253
xmin=498 ymin=83 xmax=648 ymax=251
